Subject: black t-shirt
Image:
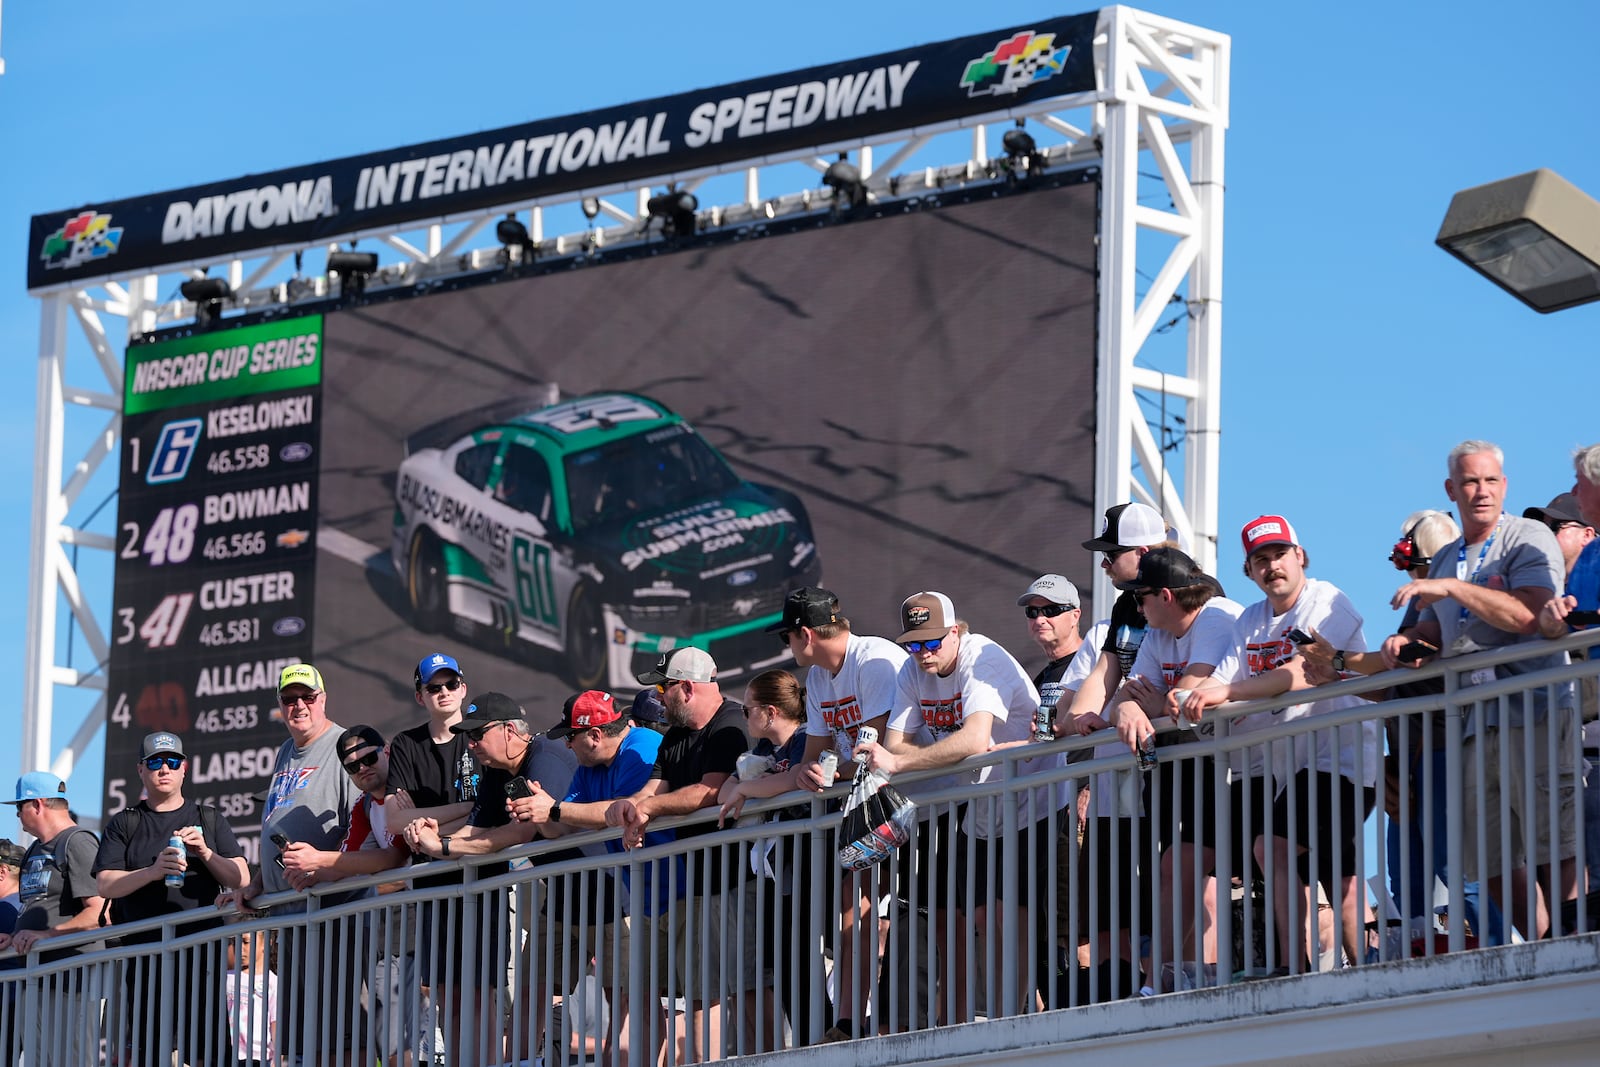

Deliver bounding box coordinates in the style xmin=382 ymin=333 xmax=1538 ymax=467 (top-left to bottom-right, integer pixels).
xmin=387 ymin=721 xmax=482 ymax=886
xmin=1032 ymin=656 xmax=1076 ymax=691
xmin=1099 ymin=574 xmax=1227 ymax=675
xmin=651 ymin=698 xmax=749 ymax=893
xmin=93 ymin=800 xmax=244 ymax=942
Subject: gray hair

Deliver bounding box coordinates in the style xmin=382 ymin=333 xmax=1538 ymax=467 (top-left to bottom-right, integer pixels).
xmin=1401 ymin=509 xmax=1461 ymax=560
xmin=1574 ymin=444 xmax=1600 ymax=487
xmin=1447 ymin=440 xmax=1504 ymax=479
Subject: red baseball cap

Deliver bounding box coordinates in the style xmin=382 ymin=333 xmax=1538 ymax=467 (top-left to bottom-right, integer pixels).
xmin=548 ymin=690 xmax=623 ymax=738
xmin=1240 ymin=514 xmax=1299 ymax=559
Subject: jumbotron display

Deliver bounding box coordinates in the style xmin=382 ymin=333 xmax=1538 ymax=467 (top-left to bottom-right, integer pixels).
xmin=108 ymin=177 xmax=1099 ymax=859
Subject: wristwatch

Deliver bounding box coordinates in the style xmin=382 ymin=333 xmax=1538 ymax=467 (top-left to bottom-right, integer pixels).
xmin=550 ymin=801 xmax=563 ymax=824
xmin=440 ymin=835 xmax=453 ymax=857
xmin=1332 ymin=650 xmax=1346 ymax=673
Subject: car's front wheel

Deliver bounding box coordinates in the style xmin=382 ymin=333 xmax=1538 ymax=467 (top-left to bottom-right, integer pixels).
xmin=564 ymin=580 xmax=606 ymax=690
xmin=407 ymin=529 xmax=448 ymax=633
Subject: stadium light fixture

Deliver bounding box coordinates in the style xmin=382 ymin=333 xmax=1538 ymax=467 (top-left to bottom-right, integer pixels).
xmin=496 ymin=214 xmax=537 ymax=265
xmin=822 ymin=156 xmax=867 ymax=211
xmin=1436 ymin=168 xmax=1600 ymax=313
xmin=1002 ymin=122 xmax=1042 ymax=179
xmin=179 ymin=276 xmax=232 ymax=329
xmin=645 ymin=189 xmax=698 ymax=238
xmin=581 ymin=197 xmax=602 ymax=222
xmin=327 ymin=250 xmax=380 ymax=297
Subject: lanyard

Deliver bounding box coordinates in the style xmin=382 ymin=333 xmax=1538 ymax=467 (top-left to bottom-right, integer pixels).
xmin=1455 ymin=514 xmax=1503 ymax=623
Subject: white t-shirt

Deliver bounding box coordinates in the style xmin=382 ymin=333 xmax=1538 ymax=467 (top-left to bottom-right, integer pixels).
xmin=1214 ymin=578 xmax=1377 ymax=788
xmin=1060 ymin=621 xmax=1108 ymax=692
xmin=805 ymin=633 xmax=909 ymax=760
xmin=889 ymin=632 xmax=1056 ymax=838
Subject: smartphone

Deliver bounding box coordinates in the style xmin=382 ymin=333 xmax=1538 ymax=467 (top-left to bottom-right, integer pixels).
xmin=1286 ymin=628 xmax=1316 ymax=646
xmin=1567 ymin=609 xmax=1600 ymax=627
xmin=504 ymin=776 xmax=533 ymax=800
xmin=269 ymin=831 xmax=291 ymax=870
xmin=1396 ymin=641 xmax=1437 ymax=664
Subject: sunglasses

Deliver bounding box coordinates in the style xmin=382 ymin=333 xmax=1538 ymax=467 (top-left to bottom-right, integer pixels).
xmin=279 ymin=690 xmax=320 ymax=708
xmin=1103 ymin=547 xmax=1135 ymax=560
xmin=900 ymin=637 xmax=944 ymax=654
xmin=775 ymin=630 xmax=796 ymax=647
xmin=142 ymin=756 xmax=183 ymax=772
xmin=464 ymin=721 xmax=506 ymax=744
xmin=342 ymin=750 xmax=380 ymax=774
xmin=423 ymin=678 xmax=463 ymax=695
xmin=1023 ymin=604 xmax=1074 ymax=620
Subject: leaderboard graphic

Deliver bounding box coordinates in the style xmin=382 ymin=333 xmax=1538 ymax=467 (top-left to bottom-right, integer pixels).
xmin=107 ymin=316 xmax=323 ymax=861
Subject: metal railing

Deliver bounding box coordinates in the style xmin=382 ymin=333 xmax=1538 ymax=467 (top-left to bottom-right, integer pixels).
xmin=3 ymin=630 xmax=1596 ymax=1065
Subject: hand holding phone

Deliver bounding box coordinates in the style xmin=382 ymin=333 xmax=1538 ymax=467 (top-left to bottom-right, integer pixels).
xmin=269 ymin=831 xmax=291 ymax=870
xmin=1396 ymin=641 xmax=1437 ymax=664
xmin=1567 ymin=609 xmax=1600 ymax=627
xmin=504 ymin=776 xmax=533 ymax=800
xmin=1287 ymin=628 xmax=1316 ymax=646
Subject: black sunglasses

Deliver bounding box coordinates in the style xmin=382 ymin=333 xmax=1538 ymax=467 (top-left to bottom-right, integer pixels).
xmin=342 ymin=750 xmax=380 ymax=774
xmin=142 ymin=756 xmax=183 ymax=772
xmin=1023 ymin=604 xmax=1074 ymax=619
xmin=423 ymin=678 xmax=463 ymax=695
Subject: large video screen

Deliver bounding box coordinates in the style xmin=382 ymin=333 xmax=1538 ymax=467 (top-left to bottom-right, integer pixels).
xmin=107 ymin=177 xmax=1099 ymax=859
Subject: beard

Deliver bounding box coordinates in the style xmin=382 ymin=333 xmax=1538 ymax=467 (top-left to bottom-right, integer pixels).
xmin=665 ymin=701 xmax=695 ymax=729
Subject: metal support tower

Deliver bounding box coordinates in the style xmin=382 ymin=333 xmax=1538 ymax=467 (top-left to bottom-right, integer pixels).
xmin=21 ymin=4 xmax=1229 ymax=791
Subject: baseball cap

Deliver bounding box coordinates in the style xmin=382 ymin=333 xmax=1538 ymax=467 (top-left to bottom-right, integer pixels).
xmin=1240 ymin=515 xmax=1299 ymax=559
xmin=897 ymin=591 xmax=957 ymax=643
xmin=0 ymin=839 xmax=24 ymax=869
xmin=549 ymin=691 xmax=624 ymax=739
xmin=630 ymin=687 xmax=668 ymax=725
xmin=1524 ymin=493 xmax=1585 ymax=527
xmin=765 ymin=586 xmax=842 ymax=633
xmin=140 ymin=732 xmax=186 ymax=760
xmin=414 ymin=652 xmax=463 ymax=686
xmin=8 ymin=771 xmax=67 ymax=805
xmin=1017 ymin=574 xmax=1079 ymax=609
xmin=1118 ymin=546 xmax=1206 ymax=594
xmin=448 ymin=692 xmax=526 ymax=734
xmin=336 ymin=725 xmax=385 ymax=761
xmin=1081 ymin=502 xmax=1167 ymax=553
xmin=279 ymin=663 xmax=325 ymax=693
xmin=636 ymin=646 xmax=717 ymax=686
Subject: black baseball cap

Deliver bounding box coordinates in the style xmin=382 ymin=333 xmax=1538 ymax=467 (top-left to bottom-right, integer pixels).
xmin=448 ymin=692 xmax=526 ymax=734
xmin=765 ymin=586 xmax=842 ymax=633
xmin=1524 ymin=493 xmax=1585 ymax=527
xmin=336 ymin=725 xmax=385 ymax=761
xmin=1117 ymin=546 xmax=1206 ymax=594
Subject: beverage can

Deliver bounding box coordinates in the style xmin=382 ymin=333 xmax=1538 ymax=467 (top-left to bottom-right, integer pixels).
xmin=165 ymin=834 xmax=186 ymax=888
xmin=1137 ymin=734 xmax=1159 ymax=771
xmin=817 ymin=750 xmax=839 ymax=787
xmin=1035 ymin=682 xmax=1065 ymax=742
xmin=853 ymin=725 xmax=878 ymax=764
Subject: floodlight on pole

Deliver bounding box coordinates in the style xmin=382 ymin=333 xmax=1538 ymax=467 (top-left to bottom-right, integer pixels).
xmin=822 ymin=155 xmax=867 ymax=211
xmin=327 ymin=250 xmax=379 ymax=296
xmin=179 ymin=275 xmax=232 ymax=329
xmin=645 ymin=189 xmax=698 ymax=238
xmin=1435 ymin=168 xmax=1600 ymax=313
xmin=496 ymin=214 xmax=537 ymax=265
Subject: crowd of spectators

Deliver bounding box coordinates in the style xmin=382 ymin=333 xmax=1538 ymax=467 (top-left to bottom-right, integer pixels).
xmin=1 ymin=438 xmax=1597 ymax=1065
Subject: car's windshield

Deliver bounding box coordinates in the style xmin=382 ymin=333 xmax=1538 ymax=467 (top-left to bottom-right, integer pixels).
xmin=563 ymin=423 xmax=741 ymax=532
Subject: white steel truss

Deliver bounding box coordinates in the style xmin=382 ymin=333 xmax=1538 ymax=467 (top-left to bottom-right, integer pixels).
xmin=22 ymin=5 xmax=1229 ymax=785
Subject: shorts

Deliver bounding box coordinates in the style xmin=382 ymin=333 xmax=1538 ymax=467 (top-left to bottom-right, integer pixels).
xmin=965 ymin=810 xmax=1066 ymax=908
xmin=1078 ymin=816 xmax=1155 ymax=936
xmin=1157 ymin=747 xmax=1218 ymax=853
xmin=642 ymin=894 xmax=732 ymax=1005
xmin=418 ymin=891 xmax=509 ymax=989
xmin=1183 ymin=777 xmax=1271 ymax=880
xmin=117 ymin=938 xmax=231 ymax=1064
xmin=1266 ymin=769 xmax=1376 ymax=890
xmin=533 ymin=909 xmax=631 ymax=993
xmin=1462 ymin=715 xmax=1581 ymax=879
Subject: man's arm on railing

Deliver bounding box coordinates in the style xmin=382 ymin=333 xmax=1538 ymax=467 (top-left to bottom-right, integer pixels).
xmin=1391 ymin=578 xmax=1550 ymax=637
xmin=1058 ymin=652 xmax=1122 ymax=737
xmin=281 ymin=839 xmax=409 ymax=890
xmin=867 ymin=710 xmax=995 ymax=774
xmin=403 ymin=814 xmax=536 ymax=859
xmin=386 ymin=792 xmax=474 ymax=835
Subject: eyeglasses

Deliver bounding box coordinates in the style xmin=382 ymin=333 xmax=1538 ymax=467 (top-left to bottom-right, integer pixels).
xmin=1550 ymin=520 xmax=1584 ymax=535
xmin=341 ymin=750 xmax=380 ymax=774
xmin=423 ymin=678 xmax=463 ymax=695
xmin=142 ymin=756 xmax=183 ymax=771
xmin=1023 ymin=604 xmax=1074 ymax=620
xmin=279 ymin=690 xmax=320 ymax=708
xmin=900 ymin=637 xmax=944 ymax=654
xmin=464 ymin=721 xmax=506 ymax=744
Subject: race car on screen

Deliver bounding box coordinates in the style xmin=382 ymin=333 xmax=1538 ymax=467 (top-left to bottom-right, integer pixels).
xmin=392 ymin=392 xmax=821 ymax=690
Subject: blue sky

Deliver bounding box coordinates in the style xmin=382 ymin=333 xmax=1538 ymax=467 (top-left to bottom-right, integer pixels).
xmin=0 ymin=1 xmax=1595 ymax=819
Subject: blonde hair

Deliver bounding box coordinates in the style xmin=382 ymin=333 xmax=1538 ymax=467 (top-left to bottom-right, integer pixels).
xmin=1401 ymin=509 xmax=1461 ymax=560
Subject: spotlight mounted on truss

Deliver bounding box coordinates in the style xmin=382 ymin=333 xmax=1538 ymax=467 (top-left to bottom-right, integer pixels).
xmin=822 ymin=155 xmax=868 ymax=212
xmin=645 ymin=188 xmax=698 ymax=239
xmin=327 ymin=250 xmax=380 ymax=297
xmin=179 ymin=275 xmax=232 ymax=330
xmin=1001 ymin=121 xmax=1043 ymax=182
xmin=581 ymin=197 xmax=602 ymax=223
xmin=496 ymin=214 xmax=537 ymax=266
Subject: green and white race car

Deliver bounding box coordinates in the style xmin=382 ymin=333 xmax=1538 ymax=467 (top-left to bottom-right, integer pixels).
xmin=391 ymin=392 xmax=821 ymax=689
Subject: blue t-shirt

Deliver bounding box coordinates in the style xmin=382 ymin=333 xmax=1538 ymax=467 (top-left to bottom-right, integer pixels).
xmin=1569 ymin=538 xmax=1600 ymax=614
xmin=565 ymin=726 xmax=682 ymax=916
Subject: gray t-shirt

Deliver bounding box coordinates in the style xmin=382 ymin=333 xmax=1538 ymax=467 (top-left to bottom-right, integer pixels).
xmin=1418 ymin=514 xmax=1569 ymax=728
xmin=261 ymin=721 xmax=361 ymax=897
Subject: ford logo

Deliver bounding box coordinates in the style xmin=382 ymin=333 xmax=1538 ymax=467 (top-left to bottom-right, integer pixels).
xmin=272 ymin=617 xmax=306 ymax=637
xmin=727 ymin=569 xmax=759 ymax=587
xmin=280 ymin=442 xmax=314 ymax=462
